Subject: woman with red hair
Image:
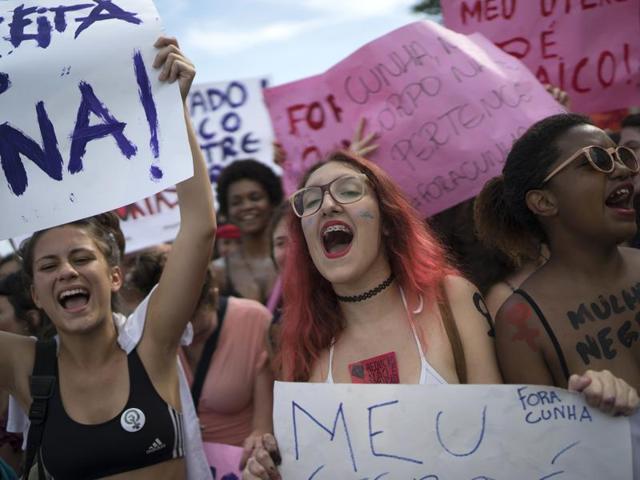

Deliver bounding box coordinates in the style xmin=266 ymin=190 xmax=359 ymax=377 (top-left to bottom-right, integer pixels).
xmin=243 ymin=149 xmax=638 ymax=479
xmin=243 ymin=150 xmax=502 ymax=478
xmin=277 ymin=151 xmax=501 ymax=384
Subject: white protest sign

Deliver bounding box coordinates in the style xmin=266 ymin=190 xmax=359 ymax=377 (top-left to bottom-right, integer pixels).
xmin=188 ymin=77 xmax=278 ymax=184
xmin=0 ymin=0 xmax=192 ymax=241
xmin=274 ymin=382 xmax=632 ymax=479
xmin=114 ymin=77 xmax=279 ymax=253
xmin=113 ymin=187 xmax=179 ymax=253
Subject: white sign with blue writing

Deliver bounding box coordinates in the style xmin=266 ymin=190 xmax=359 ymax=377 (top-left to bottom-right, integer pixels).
xmin=0 ymin=0 xmax=192 ymax=240
xmin=274 ymin=382 xmax=632 ymax=479
xmin=187 ymin=77 xmax=278 ymax=186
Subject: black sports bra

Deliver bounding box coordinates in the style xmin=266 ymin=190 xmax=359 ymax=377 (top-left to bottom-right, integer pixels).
xmin=40 ymin=348 xmax=184 ymax=479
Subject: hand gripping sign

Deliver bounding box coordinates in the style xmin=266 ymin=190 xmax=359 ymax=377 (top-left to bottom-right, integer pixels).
xmin=274 ymin=382 xmax=634 ymax=479
xmin=0 ymin=0 xmax=192 ymax=240
xmin=264 ymin=21 xmax=564 ymax=217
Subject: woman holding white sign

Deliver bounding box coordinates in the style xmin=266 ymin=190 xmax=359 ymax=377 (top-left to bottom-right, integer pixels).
xmin=243 ymin=147 xmax=640 ymax=479
xmin=475 ymin=113 xmax=640 ymax=401
xmin=0 ymin=37 xmax=215 ymax=480
xmin=243 ymin=150 xmax=504 ymax=478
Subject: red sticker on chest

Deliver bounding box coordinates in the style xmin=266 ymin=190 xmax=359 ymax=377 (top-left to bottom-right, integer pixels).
xmin=349 ymin=351 xmax=400 ymax=384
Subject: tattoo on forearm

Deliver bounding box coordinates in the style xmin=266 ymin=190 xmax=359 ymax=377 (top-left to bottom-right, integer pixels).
xmin=567 ymin=283 xmax=640 ymax=366
xmin=473 ymin=292 xmax=495 ymax=337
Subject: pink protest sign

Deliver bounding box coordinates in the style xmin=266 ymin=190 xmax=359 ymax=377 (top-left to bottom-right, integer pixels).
xmin=264 ymin=21 xmax=564 ymax=216
xmin=442 ymin=0 xmax=640 ymax=114
xmin=203 ymin=442 xmax=242 ymax=479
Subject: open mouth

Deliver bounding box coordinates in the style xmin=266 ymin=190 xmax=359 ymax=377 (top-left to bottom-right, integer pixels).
xmin=58 ymin=288 xmax=90 ymax=312
xmin=321 ymin=222 xmax=354 ymax=258
xmin=605 ymin=184 xmax=635 ymax=210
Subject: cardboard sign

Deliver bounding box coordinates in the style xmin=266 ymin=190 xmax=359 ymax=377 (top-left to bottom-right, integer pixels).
xmin=274 ymin=382 xmax=632 ymax=479
xmin=114 ymin=77 xmax=279 ymax=253
xmin=264 ymin=21 xmax=563 ymax=216
xmin=0 ymin=0 xmax=192 ymax=241
xmin=442 ymin=0 xmax=640 ymax=114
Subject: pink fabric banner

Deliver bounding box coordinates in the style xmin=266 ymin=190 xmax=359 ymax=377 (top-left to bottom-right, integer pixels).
xmin=203 ymin=442 xmax=242 ymax=480
xmin=264 ymin=21 xmax=564 ymax=217
xmin=442 ymin=0 xmax=640 ymax=114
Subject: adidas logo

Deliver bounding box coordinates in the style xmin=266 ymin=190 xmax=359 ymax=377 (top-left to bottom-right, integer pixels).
xmin=146 ymin=438 xmax=166 ymax=454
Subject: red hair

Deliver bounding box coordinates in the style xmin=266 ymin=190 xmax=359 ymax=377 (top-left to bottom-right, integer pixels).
xmin=278 ymin=151 xmax=456 ymax=381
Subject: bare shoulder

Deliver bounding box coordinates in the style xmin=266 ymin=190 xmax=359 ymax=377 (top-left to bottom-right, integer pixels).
xmin=440 ymin=274 xmax=494 ymax=337
xmin=494 ymin=290 xmax=544 ymax=346
xmin=441 ymin=274 xmax=477 ymax=300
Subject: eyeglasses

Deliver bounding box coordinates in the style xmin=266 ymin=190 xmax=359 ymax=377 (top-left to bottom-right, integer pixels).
xmin=290 ymin=174 xmax=368 ymax=218
xmin=543 ymin=145 xmax=639 ymax=183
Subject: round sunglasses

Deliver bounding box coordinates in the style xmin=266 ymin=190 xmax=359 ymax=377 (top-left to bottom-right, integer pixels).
xmin=543 ymin=145 xmax=639 ymax=183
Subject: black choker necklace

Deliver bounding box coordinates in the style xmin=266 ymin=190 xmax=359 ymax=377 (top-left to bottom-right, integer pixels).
xmin=336 ymin=273 xmax=395 ymax=303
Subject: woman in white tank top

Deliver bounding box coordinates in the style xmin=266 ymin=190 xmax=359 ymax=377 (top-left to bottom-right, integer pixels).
xmin=243 ymin=150 xmax=638 ymax=479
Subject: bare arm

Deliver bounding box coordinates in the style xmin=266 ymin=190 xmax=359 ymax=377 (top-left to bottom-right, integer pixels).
xmin=494 ymin=293 xmax=555 ymax=385
xmin=443 ymin=275 xmax=502 ymax=384
xmin=143 ymin=37 xmax=216 ymax=355
xmin=240 ymin=356 xmax=275 ymax=469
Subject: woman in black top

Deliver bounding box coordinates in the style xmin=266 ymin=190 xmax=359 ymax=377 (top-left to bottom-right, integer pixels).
xmin=0 ymin=36 xmax=215 ymax=479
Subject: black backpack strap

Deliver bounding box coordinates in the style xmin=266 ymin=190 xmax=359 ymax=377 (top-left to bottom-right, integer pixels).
xmin=23 ymin=338 xmax=57 ymax=480
xmin=190 ymin=296 xmax=229 ymax=410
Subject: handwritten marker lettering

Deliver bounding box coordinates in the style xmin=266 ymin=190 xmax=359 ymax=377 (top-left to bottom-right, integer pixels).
xmin=517 ymin=386 xmax=593 ymax=424
xmin=68 ymin=80 xmax=137 ymax=174
xmin=0 ymin=101 xmax=63 ymax=195
xmin=5 ymin=1 xmax=141 ymax=49
xmin=132 ymin=49 xmax=162 ymax=180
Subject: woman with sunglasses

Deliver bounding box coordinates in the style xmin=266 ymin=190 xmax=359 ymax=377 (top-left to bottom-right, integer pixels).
xmin=474 ymin=113 xmax=640 ymax=404
xmin=244 ymin=123 xmax=640 ymax=480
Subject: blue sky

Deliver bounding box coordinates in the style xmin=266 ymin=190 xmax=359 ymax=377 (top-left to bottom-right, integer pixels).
xmin=154 ymin=0 xmax=432 ymax=86
xmin=0 ymin=1 xmax=431 ymax=256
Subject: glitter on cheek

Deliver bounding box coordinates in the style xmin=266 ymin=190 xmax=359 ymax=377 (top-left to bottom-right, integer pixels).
xmin=357 ymin=209 xmax=375 ymax=220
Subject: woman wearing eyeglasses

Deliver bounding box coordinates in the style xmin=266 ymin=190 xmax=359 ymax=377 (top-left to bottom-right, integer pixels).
xmin=474 ymin=113 xmax=640 ymax=403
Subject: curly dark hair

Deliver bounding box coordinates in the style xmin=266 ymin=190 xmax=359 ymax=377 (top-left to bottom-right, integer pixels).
xmin=216 ymin=159 xmax=283 ymax=217
xmin=474 ymin=113 xmax=593 ymax=261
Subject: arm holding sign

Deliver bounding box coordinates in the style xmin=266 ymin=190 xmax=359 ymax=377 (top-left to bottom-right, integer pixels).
xmin=140 ymin=37 xmax=216 ymax=360
xmin=496 ymin=294 xmax=639 ymax=416
xmin=240 ymin=354 xmax=275 ymax=470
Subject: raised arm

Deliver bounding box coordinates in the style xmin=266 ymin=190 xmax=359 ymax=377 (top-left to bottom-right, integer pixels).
xmin=443 ymin=275 xmax=502 ymax=384
xmin=143 ymin=37 xmax=216 ymax=355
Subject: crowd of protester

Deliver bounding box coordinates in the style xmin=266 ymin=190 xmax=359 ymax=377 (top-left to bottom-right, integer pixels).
xmin=1 ymin=33 xmax=640 ymax=480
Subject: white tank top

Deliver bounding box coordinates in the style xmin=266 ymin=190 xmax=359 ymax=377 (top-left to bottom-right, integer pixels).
xmin=325 ymin=288 xmax=448 ymax=385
